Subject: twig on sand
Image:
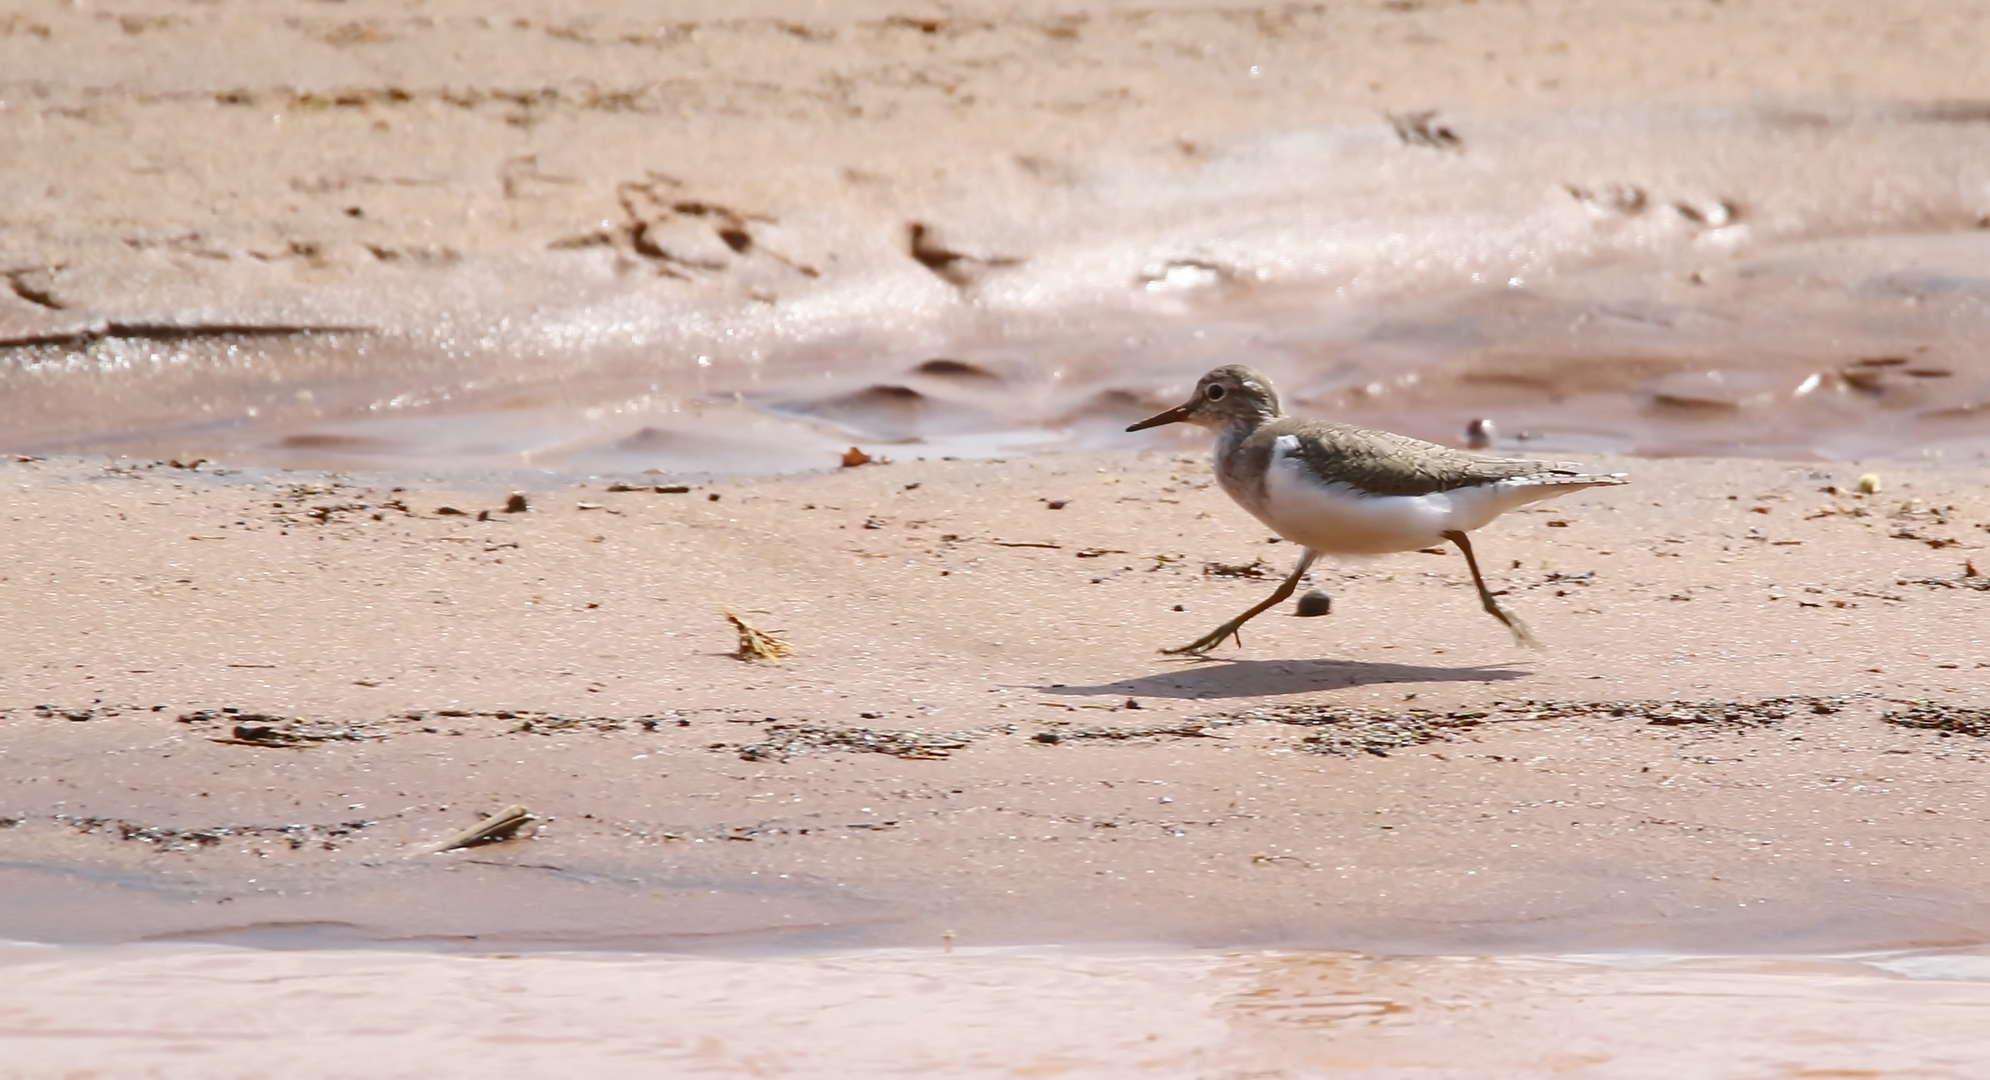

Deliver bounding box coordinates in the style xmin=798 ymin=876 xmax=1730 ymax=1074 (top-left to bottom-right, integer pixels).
xmin=726 ymin=610 xmax=794 ymax=661
xmin=415 ymin=804 xmax=534 ymax=854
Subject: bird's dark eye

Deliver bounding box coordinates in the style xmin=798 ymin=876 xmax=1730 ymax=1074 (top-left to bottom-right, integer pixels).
xmin=1206 ymin=384 xmax=1226 ymax=400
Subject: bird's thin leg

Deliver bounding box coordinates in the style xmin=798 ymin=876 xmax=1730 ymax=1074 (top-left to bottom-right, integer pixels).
xmin=1165 ymin=548 xmax=1319 ymax=656
xmin=1443 ymin=529 xmax=1539 ymax=648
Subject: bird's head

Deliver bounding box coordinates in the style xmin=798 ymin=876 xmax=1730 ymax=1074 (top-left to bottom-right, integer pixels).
xmin=1126 ymin=365 xmax=1283 ymax=433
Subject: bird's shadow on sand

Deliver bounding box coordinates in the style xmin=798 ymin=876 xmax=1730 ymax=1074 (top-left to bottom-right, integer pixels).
xmin=1041 ymin=658 xmax=1530 ymax=701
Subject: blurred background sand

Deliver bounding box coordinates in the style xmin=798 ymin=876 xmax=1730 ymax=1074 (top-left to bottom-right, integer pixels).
xmin=5 ymin=0 xmax=1990 ymax=472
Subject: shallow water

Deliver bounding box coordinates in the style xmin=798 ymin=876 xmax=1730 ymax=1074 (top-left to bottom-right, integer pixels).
xmin=6 ymin=104 xmax=1990 ymax=474
xmin=4 ymin=942 xmax=1990 ymax=1078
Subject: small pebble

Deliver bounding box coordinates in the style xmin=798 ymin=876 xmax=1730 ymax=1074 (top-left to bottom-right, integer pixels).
xmin=505 ymin=493 xmax=529 ymax=513
xmin=1034 ymin=731 xmax=1061 ymax=744
xmin=1856 ymin=473 xmax=1882 ymax=495
xmin=1464 ymin=417 xmax=1496 ymax=449
xmin=1295 ymin=589 xmax=1332 ymax=617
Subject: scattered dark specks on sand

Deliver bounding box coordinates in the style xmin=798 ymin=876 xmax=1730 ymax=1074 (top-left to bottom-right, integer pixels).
xmin=306 ymin=503 xmax=370 ymax=524
xmin=1521 ymin=696 xmax=1847 ymax=728
xmin=33 ymin=706 xmax=97 ymax=722
xmin=1884 ymin=703 xmax=1990 ymax=737
xmin=1233 ymin=696 xmax=1860 ymax=756
xmin=179 ymin=709 xmax=381 ymax=747
xmin=56 ymin=814 xmax=374 ymax=852
xmin=1898 ymin=572 xmax=1990 ymax=592
xmin=1239 ymin=704 xmax=1478 ymax=757
xmin=732 ymin=724 xmax=973 ymax=762
xmin=506 ymin=713 xmax=635 ymax=734
xmin=1387 ymin=109 xmax=1462 ymax=150
xmin=1203 ymin=558 xmax=1273 ymax=578
xmin=1564 ymin=183 xmax=1648 ymax=218
xmin=1037 ymin=720 xmax=1232 ymax=744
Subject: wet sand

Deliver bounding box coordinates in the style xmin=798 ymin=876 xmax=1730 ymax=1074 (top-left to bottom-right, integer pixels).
xmin=7 ymin=943 xmax=1990 ymax=1078
xmin=4 ymin=451 xmax=1989 ymax=955
xmin=6 ymin=1 xmax=1990 ymax=469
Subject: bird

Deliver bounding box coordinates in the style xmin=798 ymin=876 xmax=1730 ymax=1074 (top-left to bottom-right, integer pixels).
xmin=1126 ymin=364 xmax=1628 ymax=655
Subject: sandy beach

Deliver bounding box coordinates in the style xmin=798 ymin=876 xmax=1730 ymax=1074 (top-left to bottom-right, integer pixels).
xmin=5 ymin=449 xmax=1990 ymax=1075
xmin=7 ymin=0 xmax=1990 ymax=1074
xmin=4 ymin=450 xmax=1988 ymax=954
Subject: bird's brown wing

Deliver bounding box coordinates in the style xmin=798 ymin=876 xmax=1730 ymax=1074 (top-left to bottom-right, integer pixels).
xmin=1268 ymin=419 xmax=1615 ymax=497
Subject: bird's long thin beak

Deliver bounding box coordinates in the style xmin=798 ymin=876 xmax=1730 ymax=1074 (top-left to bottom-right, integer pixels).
xmin=1126 ymin=400 xmax=1196 ymax=432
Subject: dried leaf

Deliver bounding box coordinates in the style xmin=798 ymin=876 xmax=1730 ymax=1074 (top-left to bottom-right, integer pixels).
xmin=726 ymin=611 xmax=794 ymax=661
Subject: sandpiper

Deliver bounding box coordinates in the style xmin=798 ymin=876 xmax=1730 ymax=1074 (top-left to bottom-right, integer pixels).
xmin=1127 ymin=365 xmax=1627 ymax=654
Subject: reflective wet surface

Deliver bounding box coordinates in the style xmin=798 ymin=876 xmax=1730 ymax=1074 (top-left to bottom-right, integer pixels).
xmin=5 ymin=942 xmax=1990 ymax=1078
xmin=6 ymin=107 xmax=1990 ymax=474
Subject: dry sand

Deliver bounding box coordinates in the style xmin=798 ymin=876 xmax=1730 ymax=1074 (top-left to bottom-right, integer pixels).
xmin=4 ymin=450 xmax=1988 ymax=953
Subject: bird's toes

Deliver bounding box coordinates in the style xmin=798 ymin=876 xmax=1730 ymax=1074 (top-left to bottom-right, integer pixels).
xmin=1505 ymin=619 xmax=1542 ymax=649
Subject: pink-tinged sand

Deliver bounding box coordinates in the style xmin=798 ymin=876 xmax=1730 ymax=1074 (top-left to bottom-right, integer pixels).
xmin=1 ymin=452 xmax=1986 ymax=953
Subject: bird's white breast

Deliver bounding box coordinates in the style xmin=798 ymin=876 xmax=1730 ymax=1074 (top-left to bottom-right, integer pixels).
xmin=1256 ymin=436 xmax=1565 ymax=554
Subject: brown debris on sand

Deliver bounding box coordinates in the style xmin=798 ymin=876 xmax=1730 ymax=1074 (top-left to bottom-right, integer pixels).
xmin=726 ymin=610 xmax=794 ymax=661
xmin=732 ymin=723 xmax=973 ymax=762
xmin=1884 ymin=703 xmax=1990 ymax=737
xmin=416 ymin=804 xmax=534 ymax=854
